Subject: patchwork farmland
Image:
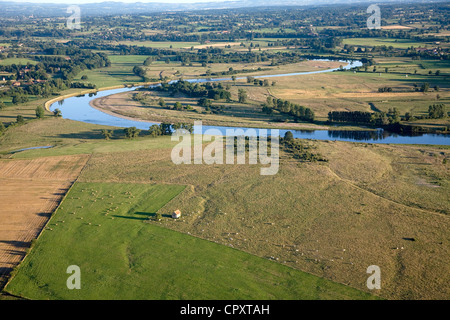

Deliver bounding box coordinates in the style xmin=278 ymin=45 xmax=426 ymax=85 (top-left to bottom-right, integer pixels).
xmin=0 ymin=0 xmax=449 ymax=304
xmin=0 ymin=155 xmax=89 ymax=289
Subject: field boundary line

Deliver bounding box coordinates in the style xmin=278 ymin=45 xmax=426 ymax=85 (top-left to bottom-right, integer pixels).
xmin=325 ymin=166 xmax=449 ymax=218
xmin=2 ymin=154 xmax=92 ymax=295
xmin=145 ymin=220 xmax=383 ymax=300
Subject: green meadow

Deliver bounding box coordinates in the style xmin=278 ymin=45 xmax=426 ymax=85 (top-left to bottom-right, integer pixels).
xmin=342 ymin=37 xmax=434 ymax=49
xmin=5 ymin=182 xmax=377 ymax=300
xmin=72 ymin=55 xmax=147 ymax=88
xmin=0 ymin=58 xmax=37 ymax=66
xmin=0 ymin=116 xmax=182 ymax=158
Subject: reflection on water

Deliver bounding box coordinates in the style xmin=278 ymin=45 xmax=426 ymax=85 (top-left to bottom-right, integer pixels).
xmin=10 ymin=146 xmax=54 ymax=154
xmin=328 ymin=130 xmax=388 ymax=141
xmin=324 ymin=129 xmax=449 ymax=145
xmin=49 ymin=59 xmax=449 ymax=146
xmin=192 ymin=125 xmax=449 ymax=145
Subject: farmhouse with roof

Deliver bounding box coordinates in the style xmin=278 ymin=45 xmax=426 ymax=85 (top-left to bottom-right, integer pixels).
xmin=172 ymin=210 xmax=181 ymax=219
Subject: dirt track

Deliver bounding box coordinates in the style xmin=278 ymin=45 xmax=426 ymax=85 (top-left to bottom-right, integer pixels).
xmin=0 ymin=155 xmax=89 ymax=290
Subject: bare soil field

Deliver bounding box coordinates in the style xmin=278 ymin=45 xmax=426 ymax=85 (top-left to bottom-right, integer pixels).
xmin=381 ymin=25 xmax=413 ymax=30
xmin=0 ymin=155 xmax=89 ymax=289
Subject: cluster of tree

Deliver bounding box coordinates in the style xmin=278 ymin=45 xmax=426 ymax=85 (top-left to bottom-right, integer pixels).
xmin=111 ymin=122 xmax=195 ymax=140
xmin=197 ymin=98 xmax=227 ymax=114
xmin=53 ymin=108 xmax=62 ymax=117
xmin=148 ymin=122 xmax=194 ymax=137
xmin=262 ymin=97 xmax=315 ymax=122
xmin=132 ymin=92 xmax=147 ymax=103
xmin=428 ymin=104 xmax=447 ymax=119
xmin=0 ymin=46 xmax=109 ymax=103
xmin=34 ymin=105 xmax=61 ymax=119
xmin=238 ymin=89 xmax=247 ymax=104
xmin=378 ymin=86 xmax=393 ymax=93
xmin=0 ymin=63 xmax=48 ymax=82
xmin=281 ymin=132 xmax=327 ymax=162
xmin=143 ymin=57 xmax=155 ymax=66
xmin=9 ymin=93 xmax=29 ymax=105
xmin=132 ymin=65 xmax=148 ymax=81
xmin=247 ymin=76 xmax=273 ymax=87
xmin=37 ymin=47 xmax=110 ymax=81
xmin=0 ymin=79 xmax=70 ymax=102
xmin=328 ymin=111 xmax=374 ymax=124
xmin=198 ymin=97 xmax=212 ymax=108
xmin=171 ymin=101 xmax=194 ymax=111
xmin=413 ymin=83 xmax=432 ymax=93
xmin=70 ymin=82 xmax=97 ymax=89
xmin=210 ymin=67 xmax=270 ymax=77
xmin=123 ymin=127 xmax=141 ymax=139
xmin=101 ymin=129 xmax=113 ymax=140
xmin=35 ymin=106 xmax=45 ymax=119
xmin=328 ymin=109 xmax=401 ymax=126
xmin=155 ymin=80 xmax=231 ymax=102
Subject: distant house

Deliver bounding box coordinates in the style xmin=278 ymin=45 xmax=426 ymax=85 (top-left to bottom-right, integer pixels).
xmin=172 ymin=210 xmax=181 ymax=219
xmin=12 ymin=81 xmax=21 ymax=86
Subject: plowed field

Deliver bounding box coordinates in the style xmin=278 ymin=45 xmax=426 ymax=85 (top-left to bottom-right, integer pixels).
xmin=0 ymin=155 xmax=89 ymax=289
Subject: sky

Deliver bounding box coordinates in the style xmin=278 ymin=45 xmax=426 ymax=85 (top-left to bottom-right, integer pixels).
xmin=2 ymin=0 xmax=236 ymax=3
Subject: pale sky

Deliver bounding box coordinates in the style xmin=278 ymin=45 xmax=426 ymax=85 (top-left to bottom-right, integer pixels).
xmin=2 ymin=0 xmax=235 ymax=3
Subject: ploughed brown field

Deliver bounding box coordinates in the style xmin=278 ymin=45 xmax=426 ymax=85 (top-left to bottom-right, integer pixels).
xmin=0 ymin=155 xmax=89 ymax=289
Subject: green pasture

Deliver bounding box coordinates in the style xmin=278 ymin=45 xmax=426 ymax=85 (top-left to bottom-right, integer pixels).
xmin=5 ymin=182 xmax=377 ymax=300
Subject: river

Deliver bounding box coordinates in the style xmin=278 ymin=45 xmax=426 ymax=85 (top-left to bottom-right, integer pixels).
xmin=50 ymin=60 xmax=449 ymax=145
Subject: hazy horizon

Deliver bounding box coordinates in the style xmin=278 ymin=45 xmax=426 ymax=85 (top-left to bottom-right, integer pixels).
xmin=0 ymin=0 xmax=391 ymax=3
xmin=1 ymin=0 xmax=238 ymax=3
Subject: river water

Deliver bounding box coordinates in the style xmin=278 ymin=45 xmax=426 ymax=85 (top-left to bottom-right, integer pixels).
xmin=50 ymin=60 xmax=449 ymax=145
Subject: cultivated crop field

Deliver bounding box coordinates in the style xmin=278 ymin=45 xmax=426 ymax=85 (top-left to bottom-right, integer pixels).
xmin=0 ymin=155 xmax=89 ymax=289
xmin=1 ymin=0 xmax=449 ymax=303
